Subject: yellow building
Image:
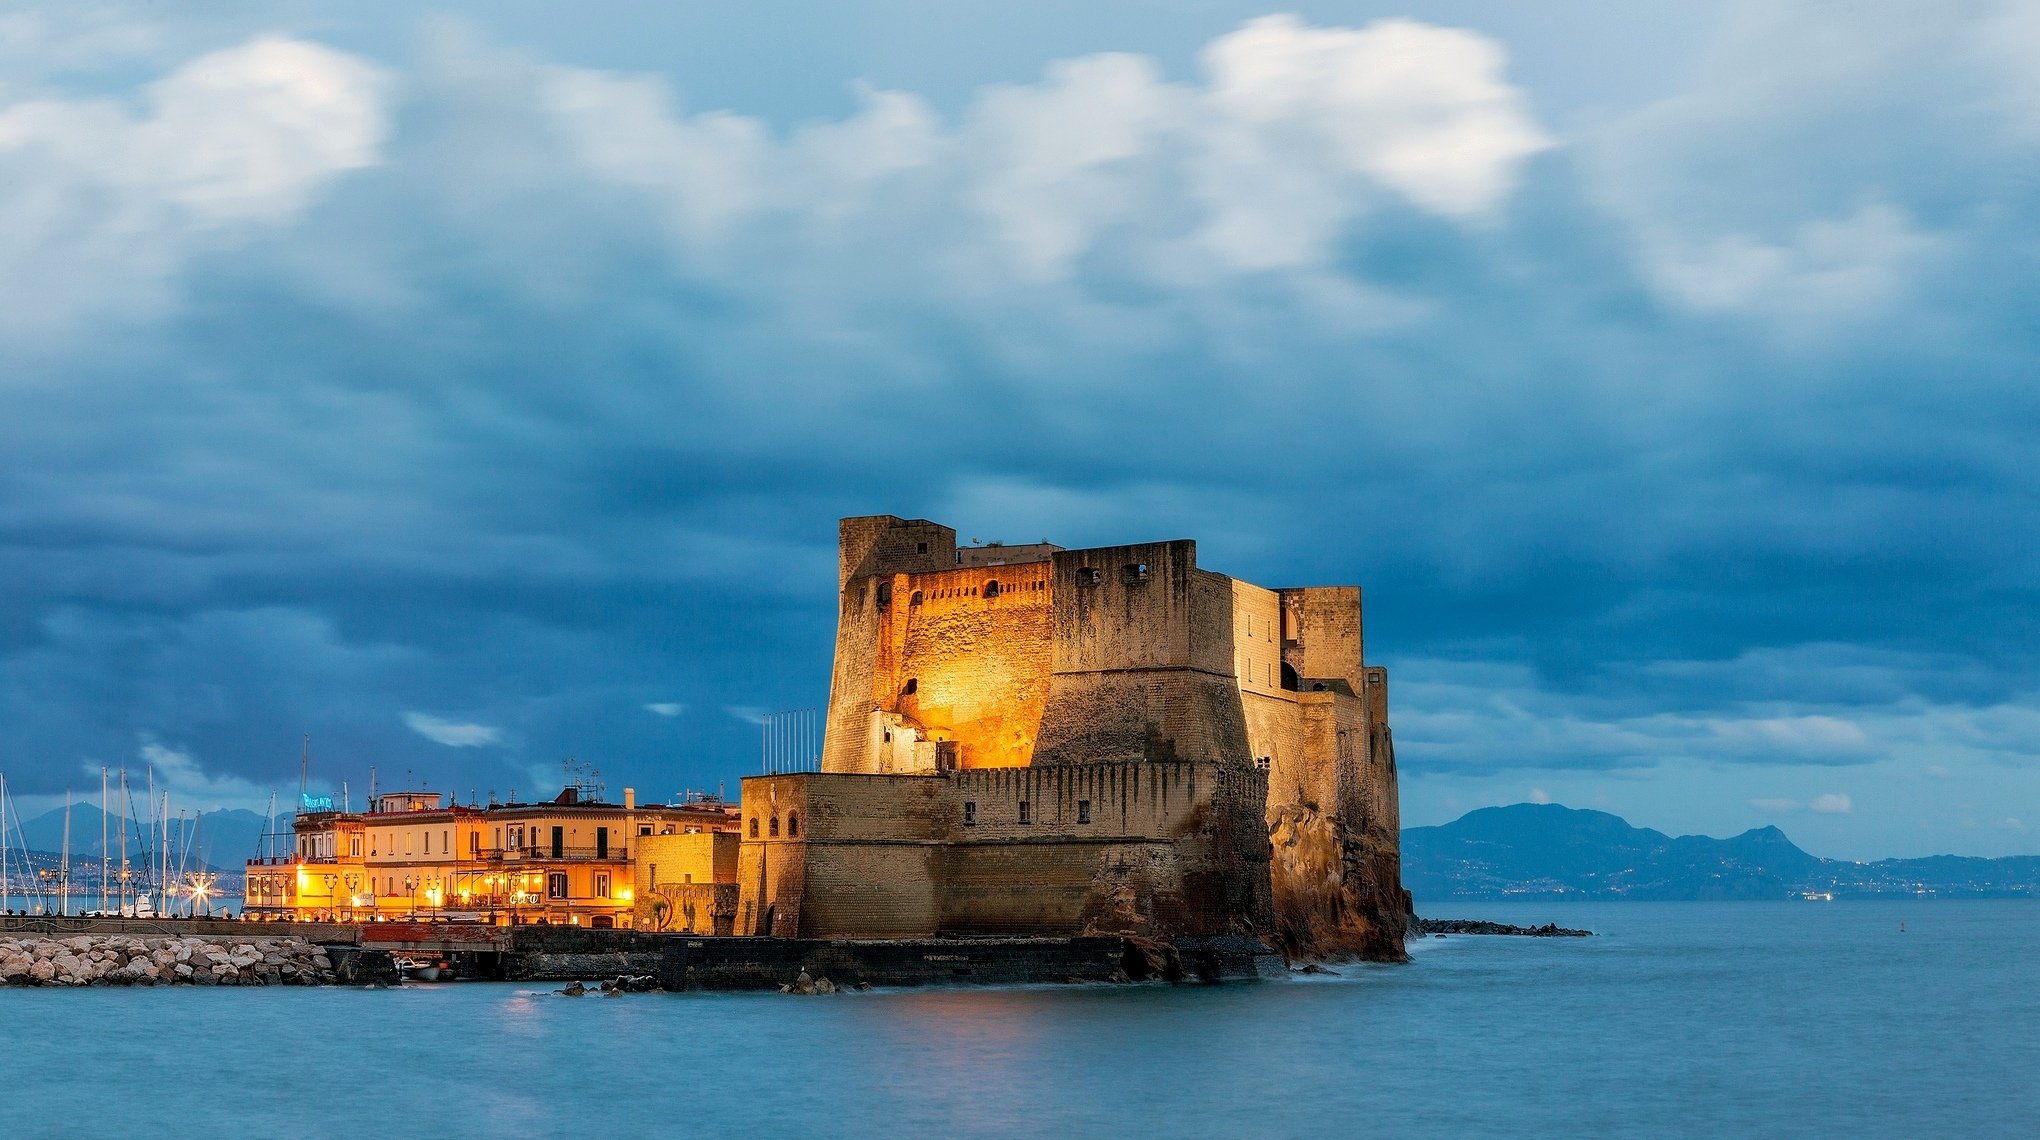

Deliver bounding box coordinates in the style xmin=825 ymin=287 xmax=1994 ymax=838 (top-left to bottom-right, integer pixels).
xmin=633 ymin=831 xmax=741 ymax=934
xmin=245 ymin=785 xmax=738 ymax=927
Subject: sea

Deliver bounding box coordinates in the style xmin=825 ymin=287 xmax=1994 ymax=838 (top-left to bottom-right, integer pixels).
xmin=3 ymin=900 xmax=2033 ymax=1139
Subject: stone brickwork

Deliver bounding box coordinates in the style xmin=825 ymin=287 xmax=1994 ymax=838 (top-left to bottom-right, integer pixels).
xmin=746 ymin=515 xmax=1406 ymax=960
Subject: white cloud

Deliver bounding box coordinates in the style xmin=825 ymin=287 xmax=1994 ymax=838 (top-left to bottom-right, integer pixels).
xmin=1528 ymin=787 xmax=1552 ymax=804
xmin=723 ymin=705 xmax=767 ymax=725
xmin=1810 ymin=792 xmax=1853 ymax=814
xmin=402 ymin=711 xmax=502 ymax=747
xmin=643 ymin=702 xmax=685 ymax=717
xmin=0 ymin=35 xmax=389 ymax=341
xmin=133 ymin=738 xmax=269 ymax=812
xmin=1999 ymin=817 xmax=2028 ymax=833
xmin=1641 ymin=203 xmax=1943 ymax=323
xmin=541 ymin=15 xmax=1547 ymax=281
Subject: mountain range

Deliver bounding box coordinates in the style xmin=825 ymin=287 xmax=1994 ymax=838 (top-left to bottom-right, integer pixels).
xmin=1403 ymin=803 xmax=2040 ymax=902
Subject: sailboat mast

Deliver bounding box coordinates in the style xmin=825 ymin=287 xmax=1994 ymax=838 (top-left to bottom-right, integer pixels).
xmin=1 ymin=771 xmax=10 ymax=915
xmin=99 ymin=767 xmax=109 ymax=913
xmin=160 ymin=791 xmax=170 ymax=915
xmin=61 ymin=789 xmax=72 ymax=917
xmin=118 ymin=768 xmax=131 ymax=913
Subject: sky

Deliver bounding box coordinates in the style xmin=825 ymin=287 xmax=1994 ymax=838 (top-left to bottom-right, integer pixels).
xmin=2 ymin=1 xmax=2038 ymax=860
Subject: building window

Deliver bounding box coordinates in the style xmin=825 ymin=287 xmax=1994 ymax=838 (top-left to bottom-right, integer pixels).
xmin=594 ymin=872 xmax=611 ymax=898
xmin=963 ymin=801 xmax=977 ymax=826
xmin=749 ymin=817 xmax=759 ymax=838
xmin=1018 ymin=800 xmax=1031 ymax=825
xmin=547 ymin=872 xmax=568 ymax=899
xmin=788 ymin=812 xmax=800 ymax=837
xmin=1076 ymin=567 xmax=1101 ymax=586
xmin=984 ymin=580 xmax=1000 ymax=598
xmin=1124 ymin=562 xmax=1149 ymax=583
xmin=640 ymin=824 xmax=652 ymax=836
xmin=903 ymin=677 xmax=918 ymax=695
xmin=877 ymin=581 xmax=893 ymax=607
xmin=1256 ymin=756 xmax=1271 ymax=772
xmin=770 ymin=815 xmax=781 ymax=837
xmin=916 ymin=541 xmax=928 ymax=554
xmin=1077 ymin=800 xmax=1091 ymax=824
xmin=909 ymin=590 xmax=922 ymax=605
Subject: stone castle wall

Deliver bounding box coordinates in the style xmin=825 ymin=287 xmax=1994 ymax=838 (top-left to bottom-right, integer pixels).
xmin=776 ymin=515 xmax=1407 ymax=959
xmin=738 ymin=762 xmax=1271 ymax=940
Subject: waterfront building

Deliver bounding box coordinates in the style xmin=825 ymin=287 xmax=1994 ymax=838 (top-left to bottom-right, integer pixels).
xmin=244 ymin=785 xmax=738 ymax=926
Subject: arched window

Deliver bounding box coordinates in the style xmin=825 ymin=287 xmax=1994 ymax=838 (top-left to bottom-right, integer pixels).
xmin=748 ymin=817 xmax=759 ymax=839
xmin=769 ymin=815 xmax=781 ymax=837
xmin=788 ymin=812 xmax=800 ymax=837
xmin=984 ymin=581 xmax=1000 ymax=598
xmin=903 ymin=677 xmax=918 ymax=696
xmin=876 ymin=582 xmax=893 ymax=607
xmin=910 ymin=590 xmax=922 ymax=605
xmin=1280 ymin=662 xmax=1300 ymax=692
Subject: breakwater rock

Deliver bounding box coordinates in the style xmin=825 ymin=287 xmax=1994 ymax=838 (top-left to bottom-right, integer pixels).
xmin=1409 ymin=917 xmax=1592 ymax=938
xmin=0 ymin=934 xmax=336 ymax=987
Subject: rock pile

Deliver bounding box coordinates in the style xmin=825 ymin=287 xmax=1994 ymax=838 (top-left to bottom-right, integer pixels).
xmin=1407 ymin=917 xmax=1592 ymax=938
xmin=0 ymin=934 xmax=336 ymax=986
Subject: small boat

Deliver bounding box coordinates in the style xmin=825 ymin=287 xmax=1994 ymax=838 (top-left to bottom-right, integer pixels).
xmin=395 ymin=956 xmax=452 ymax=982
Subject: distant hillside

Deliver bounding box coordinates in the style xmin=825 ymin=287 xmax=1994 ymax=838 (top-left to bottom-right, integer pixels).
xmin=1403 ymin=803 xmax=2040 ymax=902
xmin=13 ymin=806 xmax=280 ymax=872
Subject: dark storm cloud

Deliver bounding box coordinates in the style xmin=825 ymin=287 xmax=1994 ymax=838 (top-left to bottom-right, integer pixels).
xmin=3 ymin=4 xmax=2039 ymax=825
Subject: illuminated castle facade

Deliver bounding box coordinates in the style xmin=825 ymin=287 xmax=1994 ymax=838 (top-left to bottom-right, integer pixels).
xmin=738 ymin=515 xmax=1408 ymax=959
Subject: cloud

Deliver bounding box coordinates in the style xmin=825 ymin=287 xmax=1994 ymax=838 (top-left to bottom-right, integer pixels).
xmin=135 ymin=738 xmax=270 ymax=812
xmin=402 ymin=712 xmax=502 ymax=748
xmin=1810 ymin=793 xmax=1853 ymax=815
xmin=643 ymin=702 xmax=685 ymax=717
xmin=0 ymin=34 xmax=388 ymax=341
xmin=0 ymin=6 xmax=2038 ymax=859
xmin=1528 ymin=787 xmax=1551 ymax=804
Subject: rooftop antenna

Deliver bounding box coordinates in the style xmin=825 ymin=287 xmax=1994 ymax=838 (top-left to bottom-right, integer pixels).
xmin=299 ymin=734 xmax=310 ymax=801
xmin=369 ymin=765 xmax=378 ymax=806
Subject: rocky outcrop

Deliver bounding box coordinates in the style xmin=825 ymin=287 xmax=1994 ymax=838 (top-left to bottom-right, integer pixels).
xmin=1409 ymin=917 xmax=1591 ymax=937
xmin=0 ymin=935 xmax=336 ymax=987
xmin=1269 ymin=803 xmax=1410 ymax=963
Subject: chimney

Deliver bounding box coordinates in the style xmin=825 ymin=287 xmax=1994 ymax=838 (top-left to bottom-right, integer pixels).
xmin=624 ymin=787 xmax=636 ymax=810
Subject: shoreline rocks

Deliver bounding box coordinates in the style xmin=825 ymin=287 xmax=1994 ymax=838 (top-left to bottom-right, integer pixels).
xmin=1408 ymin=917 xmax=1592 ymax=938
xmin=0 ymin=934 xmax=336 ymax=987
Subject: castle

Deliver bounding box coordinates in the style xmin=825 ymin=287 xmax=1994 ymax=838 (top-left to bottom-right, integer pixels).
xmin=737 ymin=515 xmax=1409 ymax=960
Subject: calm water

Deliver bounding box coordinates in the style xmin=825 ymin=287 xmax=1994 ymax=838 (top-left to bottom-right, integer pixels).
xmin=4 ymin=901 xmax=2034 ymax=1138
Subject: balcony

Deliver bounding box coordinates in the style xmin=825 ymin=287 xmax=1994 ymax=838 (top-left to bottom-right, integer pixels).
xmin=477 ymin=846 xmax=628 ymax=863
